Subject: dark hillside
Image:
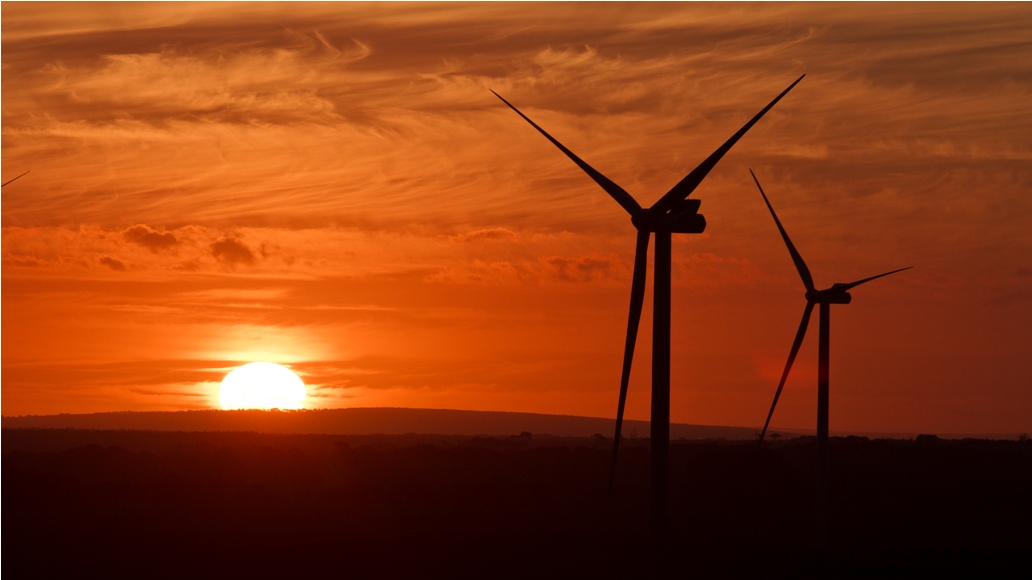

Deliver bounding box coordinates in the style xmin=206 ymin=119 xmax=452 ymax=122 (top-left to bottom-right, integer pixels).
xmin=1 ymin=407 xmax=769 ymax=439
xmin=4 ymin=429 xmax=1030 ymax=579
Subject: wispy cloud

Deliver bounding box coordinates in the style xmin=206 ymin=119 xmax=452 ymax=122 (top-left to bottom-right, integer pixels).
xmin=3 ymin=3 xmax=1030 ymax=432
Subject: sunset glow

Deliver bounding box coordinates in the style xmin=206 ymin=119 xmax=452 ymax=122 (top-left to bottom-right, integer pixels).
xmin=218 ymin=363 xmax=306 ymax=410
xmin=2 ymin=3 xmax=1030 ymax=435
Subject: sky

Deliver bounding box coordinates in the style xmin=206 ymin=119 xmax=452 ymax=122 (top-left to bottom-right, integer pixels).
xmin=2 ymin=2 xmax=1030 ymax=435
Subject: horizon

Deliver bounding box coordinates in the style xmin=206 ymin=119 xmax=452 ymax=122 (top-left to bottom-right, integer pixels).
xmin=3 ymin=3 xmax=1031 ymax=435
xmin=3 ymin=405 xmax=1025 ymax=441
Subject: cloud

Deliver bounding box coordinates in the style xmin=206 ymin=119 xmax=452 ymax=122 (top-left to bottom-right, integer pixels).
xmin=538 ymin=253 xmax=627 ymax=283
xmin=451 ymin=228 xmax=519 ymax=243
xmin=7 ymin=4 xmax=1027 ymax=235
xmin=128 ymin=388 xmax=209 ymax=398
xmin=424 ymin=252 xmax=629 ymax=285
xmin=1 ymin=359 xmax=234 ymax=388
xmin=175 ymin=258 xmax=203 ymax=272
xmin=424 ymin=260 xmax=520 ymax=285
xmin=0 ymin=225 xmax=461 ymax=279
xmin=123 ymin=224 xmax=178 ymax=252
xmin=99 ymin=256 xmax=128 ymax=271
xmin=4 ymin=256 xmax=45 ymax=268
xmin=211 ymin=237 xmax=256 ymax=266
xmin=2 ymin=4 xmax=1031 ymax=431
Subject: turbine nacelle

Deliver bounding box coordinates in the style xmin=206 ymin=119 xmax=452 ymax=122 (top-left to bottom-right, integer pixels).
xmin=805 ymin=289 xmax=852 ymax=304
xmin=631 ymin=200 xmax=706 ymax=233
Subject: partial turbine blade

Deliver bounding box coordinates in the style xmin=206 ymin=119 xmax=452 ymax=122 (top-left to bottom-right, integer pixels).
xmin=491 ymin=90 xmax=642 ymax=216
xmin=2 ymin=170 xmax=30 ymax=188
xmin=759 ymin=301 xmax=815 ymax=443
xmin=610 ymin=229 xmax=650 ymax=491
xmin=836 ymin=266 xmax=913 ymax=291
xmin=751 ymin=169 xmax=815 ymax=292
xmin=648 ymin=75 xmax=804 ymax=216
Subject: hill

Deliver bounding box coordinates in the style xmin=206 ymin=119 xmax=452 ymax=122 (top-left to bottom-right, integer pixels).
xmin=1 ymin=407 xmax=772 ymax=439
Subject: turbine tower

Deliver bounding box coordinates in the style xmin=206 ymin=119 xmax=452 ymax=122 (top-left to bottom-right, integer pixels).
xmin=492 ymin=75 xmax=804 ymax=551
xmin=750 ymin=169 xmax=910 ymax=551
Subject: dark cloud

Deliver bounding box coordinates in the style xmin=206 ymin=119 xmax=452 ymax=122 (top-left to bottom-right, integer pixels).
xmin=211 ymin=236 xmax=256 ymax=266
xmin=175 ymin=258 xmax=202 ymax=272
xmin=123 ymin=224 xmax=178 ymax=252
xmin=4 ymin=256 xmax=44 ymax=268
xmin=539 ymin=254 xmax=625 ymax=283
xmin=99 ymin=256 xmax=128 ymax=271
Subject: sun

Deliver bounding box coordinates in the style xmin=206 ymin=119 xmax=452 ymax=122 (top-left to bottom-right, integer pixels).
xmin=218 ymin=362 xmax=307 ymax=410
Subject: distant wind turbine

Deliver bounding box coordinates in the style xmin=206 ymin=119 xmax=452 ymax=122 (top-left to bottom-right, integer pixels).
xmin=750 ymin=169 xmax=911 ymax=550
xmin=492 ymin=75 xmax=804 ymax=549
xmin=2 ymin=170 xmax=30 ymax=188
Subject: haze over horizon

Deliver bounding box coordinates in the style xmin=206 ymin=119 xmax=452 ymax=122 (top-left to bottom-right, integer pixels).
xmin=3 ymin=3 xmax=1030 ymax=435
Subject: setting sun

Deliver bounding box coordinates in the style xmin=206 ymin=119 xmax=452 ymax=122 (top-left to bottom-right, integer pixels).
xmin=218 ymin=362 xmax=306 ymax=410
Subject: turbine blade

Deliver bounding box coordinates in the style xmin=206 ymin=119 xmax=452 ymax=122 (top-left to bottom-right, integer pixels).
xmin=842 ymin=268 xmax=916 ymax=291
xmin=491 ymin=90 xmax=642 ymax=216
xmin=610 ymin=229 xmax=650 ymax=491
xmin=2 ymin=170 xmax=30 ymax=188
xmin=751 ymin=169 xmax=815 ymax=292
xmin=759 ymin=301 xmax=815 ymax=443
xmin=648 ymin=74 xmax=804 ymax=216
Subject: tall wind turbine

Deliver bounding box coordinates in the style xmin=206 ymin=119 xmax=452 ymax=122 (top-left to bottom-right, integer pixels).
xmin=492 ymin=75 xmax=804 ymax=547
xmin=750 ymin=170 xmax=910 ymax=550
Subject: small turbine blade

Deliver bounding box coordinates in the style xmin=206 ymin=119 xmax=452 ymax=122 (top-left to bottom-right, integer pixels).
xmin=759 ymin=301 xmax=815 ymax=444
xmin=490 ymin=90 xmax=642 ymax=216
xmin=610 ymin=229 xmax=650 ymax=492
xmin=751 ymin=170 xmax=816 ymax=292
xmin=836 ymin=267 xmax=913 ymax=291
xmin=648 ymin=74 xmax=804 ymax=216
xmin=2 ymin=170 xmax=30 ymax=188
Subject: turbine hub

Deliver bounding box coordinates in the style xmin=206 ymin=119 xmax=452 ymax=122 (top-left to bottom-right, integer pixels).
xmin=805 ymin=289 xmax=851 ymax=304
xmin=632 ymin=200 xmax=706 ymax=233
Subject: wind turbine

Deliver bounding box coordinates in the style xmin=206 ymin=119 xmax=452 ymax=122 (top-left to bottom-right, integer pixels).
xmin=750 ymin=169 xmax=910 ymax=550
xmin=492 ymin=75 xmax=804 ymax=548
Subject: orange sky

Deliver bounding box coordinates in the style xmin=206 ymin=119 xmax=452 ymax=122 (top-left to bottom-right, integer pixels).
xmin=3 ymin=3 xmax=1030 ymax=434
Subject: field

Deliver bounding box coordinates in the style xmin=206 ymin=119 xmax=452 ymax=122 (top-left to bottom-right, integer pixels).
xmin=4 ymin=428 xmax=1030 ymax=579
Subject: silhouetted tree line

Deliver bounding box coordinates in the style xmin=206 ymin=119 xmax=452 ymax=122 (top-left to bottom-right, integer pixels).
xmin=4 ymin=429 xmax=1030 ymax=579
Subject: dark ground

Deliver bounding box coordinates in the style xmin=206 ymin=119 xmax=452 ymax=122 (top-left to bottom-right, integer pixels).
xmin=3 ymin=428 xmax=1030 ymax=579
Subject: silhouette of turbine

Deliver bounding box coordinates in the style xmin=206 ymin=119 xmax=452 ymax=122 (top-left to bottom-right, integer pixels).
xmin=492 ymin=75 xmax=804 ymax=549
xmin=2 ymin=170 xmax=30 ymax=188
xmin=750 ymin=169 xmax=910 ymax=551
